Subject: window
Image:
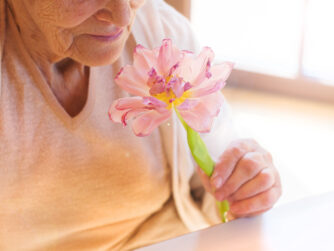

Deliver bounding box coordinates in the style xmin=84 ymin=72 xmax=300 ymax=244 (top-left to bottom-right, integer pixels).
xmin=191 ymin=0 xmax=334 ymax=102
xmin=303 ymin=0 xmax=334 ymax=84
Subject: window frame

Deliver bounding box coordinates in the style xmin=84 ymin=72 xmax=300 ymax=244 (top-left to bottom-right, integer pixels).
xmin=227 ymin=69 xmax=334 ymax=104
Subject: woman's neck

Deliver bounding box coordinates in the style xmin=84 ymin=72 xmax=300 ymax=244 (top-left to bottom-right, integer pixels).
xmin=51 ymin=60 xmax=90 ymax=117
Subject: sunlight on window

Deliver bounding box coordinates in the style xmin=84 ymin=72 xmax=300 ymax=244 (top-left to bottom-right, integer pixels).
xmin=303 ymin=0 xmax=334 ymax=85
xmin=191 ymin=0 xmax=304 ymax=78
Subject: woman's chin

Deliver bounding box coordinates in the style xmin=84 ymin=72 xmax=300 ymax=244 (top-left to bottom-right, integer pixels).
xmin=72 ymin=49 xmax=123 ymax=66
xmin=82 ymin=54 xmax=121 ymax=66
xmin=71 ymin=36 xmax=127 ymax=66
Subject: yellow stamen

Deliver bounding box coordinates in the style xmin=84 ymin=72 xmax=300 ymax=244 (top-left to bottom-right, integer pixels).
xmin=154 ymin=90 xmax=191 ymax=109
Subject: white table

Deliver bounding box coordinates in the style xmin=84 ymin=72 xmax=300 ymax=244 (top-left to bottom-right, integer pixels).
xmin=137 ymin=191 xmax=334 ymax=251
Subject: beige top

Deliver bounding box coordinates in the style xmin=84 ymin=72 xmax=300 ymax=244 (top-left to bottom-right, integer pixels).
xmin=0 ymin=1 xmax=194 ymax=251
xmin=0 ymin=0 xmax=237 ymax=250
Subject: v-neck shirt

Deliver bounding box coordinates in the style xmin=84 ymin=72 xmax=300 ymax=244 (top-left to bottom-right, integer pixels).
xmin=0 ymin=2 xmax=188 ymax=250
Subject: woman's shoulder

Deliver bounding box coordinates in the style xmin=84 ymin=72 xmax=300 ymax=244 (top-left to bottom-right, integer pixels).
xmin=132 ymin=0 xmax=200 ymax=53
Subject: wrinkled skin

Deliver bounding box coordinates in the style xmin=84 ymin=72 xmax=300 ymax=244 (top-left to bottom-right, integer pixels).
xmin=9 ymin=0 xmax=146 ymax=66
xmin=8 ymin=0 xmax=146 ymax=116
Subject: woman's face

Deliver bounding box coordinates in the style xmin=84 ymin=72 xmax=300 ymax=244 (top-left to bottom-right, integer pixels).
xmin=22 ymin=0 xmax=146 ymax=66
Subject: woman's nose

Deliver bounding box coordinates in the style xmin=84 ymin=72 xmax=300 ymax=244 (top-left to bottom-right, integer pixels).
xmin=94 ymin=0 xmax=131 ymax=27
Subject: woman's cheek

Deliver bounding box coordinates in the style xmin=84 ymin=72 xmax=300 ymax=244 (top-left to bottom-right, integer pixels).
xmin=34 ymin=0 xmax=105 ymax=28
xmin=53 ymin=8 xmax=97 ymax=27
xmin=57 ymin=2 xmax=104 ymax=27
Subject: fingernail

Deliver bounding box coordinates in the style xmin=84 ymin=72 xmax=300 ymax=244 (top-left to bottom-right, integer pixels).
xmin=212 ymin=177 xmax=223 ymax=190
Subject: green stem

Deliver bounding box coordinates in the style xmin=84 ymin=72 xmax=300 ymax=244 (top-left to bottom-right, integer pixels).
xmin=175 ymin=109 xmax=230 ymax=223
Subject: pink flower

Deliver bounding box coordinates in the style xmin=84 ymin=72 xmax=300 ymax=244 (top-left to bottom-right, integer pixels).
xmin=109 ymin=39 xmax=233 ymax=137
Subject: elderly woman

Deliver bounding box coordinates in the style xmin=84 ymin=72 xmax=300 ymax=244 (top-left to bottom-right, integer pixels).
xmin=0 ymin=0 xmax=282 ymax=250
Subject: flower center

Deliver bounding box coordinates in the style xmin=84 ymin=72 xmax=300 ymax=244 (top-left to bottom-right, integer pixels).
xmin=147 ymin=65 xmax=192 ymax=109
xmin=153 ymin=88 xmax=191 ymax=109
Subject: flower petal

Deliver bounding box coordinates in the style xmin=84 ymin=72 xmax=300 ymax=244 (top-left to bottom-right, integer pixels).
xmin=114 ymin=44 xmax=166 ymax=97
xmin=132 ymin=110 xmax=171 ymax=136
xmin=115 ymin=97 xmax=145 ymax=110
xmin=170 ymin=77 xmax=185 ymax=98
xmin=178 ymin=92 xmax=224 ymax=133
xmin=121 ymin=109 xmax=148 ymax=126
xmin=115 ymin=65 xmax=150 ymax=96
xmin=109 ymin=96 xmax=170 ymax=128
xmin=190 ymin=79 xmax=225 ymax=98
xmin=176 ymin=99 xmax=199 ymax=110
xmin=142 ymin=96 xmax=168 ymax=112
xmin=201 ymin=91 xmax=225 ymax=116
xmin=109 ymin=97 xmax=146 ymax=124
xmin=178 ymin=105 xmax=213 ymax=133
xmin=210 ymin=62 xmax=234 ymax=83
xmin=189 ymin=62 xmax=234 ymax=97
xmin=133 ymin=44 xmax=159 ymax=73
xmin=158 ymin=39 xmax=183 ymax=75
xmin=178 ymin=47 xmax=215 ymax=85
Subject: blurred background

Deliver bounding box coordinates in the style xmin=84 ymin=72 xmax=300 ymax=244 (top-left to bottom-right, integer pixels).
xmin=165 ymin=0 xmax=334 ymax=206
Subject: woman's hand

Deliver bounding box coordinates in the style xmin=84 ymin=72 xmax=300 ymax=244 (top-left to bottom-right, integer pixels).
xmin=197 ymin=138 xmax=282 ymax=219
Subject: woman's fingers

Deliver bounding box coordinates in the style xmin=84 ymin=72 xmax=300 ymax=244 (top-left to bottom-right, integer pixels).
xmin=196 ymin=138 xmax=282 ymax=218
xmin=196 ymin=166 xmax=214 ymax=194
xmin=214 ymin=151 xmax=267 ymax=201
xmin=229 ymin=183 xmax=282 ymax=218
xmin=229 ymin=167 xmax=277 ymax=202
xmin=210 ymin=139 xmax=260 ymax=192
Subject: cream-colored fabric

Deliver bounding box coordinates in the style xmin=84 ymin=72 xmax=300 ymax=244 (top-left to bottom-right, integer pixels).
xmin=0 ymin=0 xmax=236 ymax=250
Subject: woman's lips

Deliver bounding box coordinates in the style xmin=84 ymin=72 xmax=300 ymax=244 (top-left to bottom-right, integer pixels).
xmin=88 ymin=29 xmax=124 ymax=42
